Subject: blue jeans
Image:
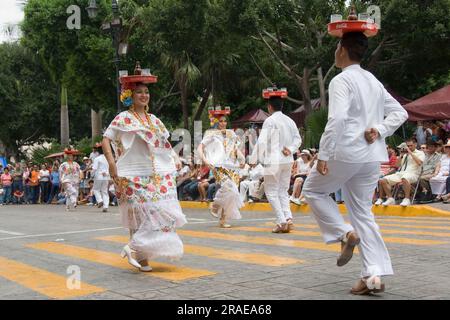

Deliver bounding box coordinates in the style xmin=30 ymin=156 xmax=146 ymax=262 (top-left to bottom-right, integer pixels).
xmin=207 ymin=183 xmax=218 ymax=200
xmin=1 ymin=186 xmax=12 ymax=204
xmin=47 ymin=183 xmax=60 ymax=204
xmin=30 ymin=185 xmax=40 ymax=204
xmin=12 ymin=180 xmax=23 ymax=193
xmin=40 ymin=181 xmax=50 ymax=203
xmin=184 ymin=181 xmax=199 ymax=200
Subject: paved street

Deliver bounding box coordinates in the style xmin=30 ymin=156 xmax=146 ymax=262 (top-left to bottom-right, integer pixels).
xmin=0 ymin=204 xmax=450 ymax=300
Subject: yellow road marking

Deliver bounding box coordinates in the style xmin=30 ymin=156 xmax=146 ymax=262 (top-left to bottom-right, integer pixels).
xmin=26 ymin=242 xmax=215 ymax=282
xmin=235 ymin=226 xmax=446 ymax=246
xmin=97 ymin=236 xmax=304 ymax=267
xmin=378 ymin=223 xmax=450 ymax=231
xmin=265 ymin=221 xmax=450 ymax=233
xmin=177 ymin=230 xmax=342 ymax=253
xmin=376 ymin=218 xmax=450 ymax=225
xmin=0 ymin=256 xmax=105 ymax=299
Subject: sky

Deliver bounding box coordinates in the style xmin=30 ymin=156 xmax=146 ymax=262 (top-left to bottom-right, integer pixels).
xmin=0 ymin=0 xmax=25 ymax=43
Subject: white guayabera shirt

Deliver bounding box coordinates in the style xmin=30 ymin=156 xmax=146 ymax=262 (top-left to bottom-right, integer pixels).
xmin=319 ymin=64 xmax=408 ymax=163
xmin=250 ymin=111 xmax=302 ymax=166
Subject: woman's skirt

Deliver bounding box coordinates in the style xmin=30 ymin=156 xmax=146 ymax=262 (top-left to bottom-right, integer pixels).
xmin=213 ymin=167 xmax=244 ymax=220
xmin=115 ymin=173 xmax=187 ymax=261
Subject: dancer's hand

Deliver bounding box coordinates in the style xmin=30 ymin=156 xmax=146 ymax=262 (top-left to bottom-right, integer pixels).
xmin=282 ymin=147 xmax=291 ymax=156
xmin=175 ymin=159 xmax=182 ymax=171
xmin=317 ymin=160 xmax=328 ymax=176
xmin=364 ymin=128 xmax=379 ymax=144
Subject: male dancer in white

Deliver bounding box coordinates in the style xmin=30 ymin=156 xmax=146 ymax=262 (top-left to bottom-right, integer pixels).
xmin=91 ymin=144 xmax=110 ymax=212
xmin=251 ymin=88 xmax=302 ymax=233
xmin=302 ymin=32 xmax=408 ymax=295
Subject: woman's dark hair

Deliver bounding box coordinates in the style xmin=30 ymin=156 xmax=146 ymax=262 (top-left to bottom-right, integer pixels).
xmin=340 ymin=32 xmax=368 ymax=62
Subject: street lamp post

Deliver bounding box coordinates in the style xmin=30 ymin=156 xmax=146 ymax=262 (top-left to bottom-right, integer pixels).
xmin=87 ymin=0 xmax=127 ymax=114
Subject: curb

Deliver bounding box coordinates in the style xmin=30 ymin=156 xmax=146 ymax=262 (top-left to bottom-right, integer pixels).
xmin=180 ymin=201 xmax=450 ymax=218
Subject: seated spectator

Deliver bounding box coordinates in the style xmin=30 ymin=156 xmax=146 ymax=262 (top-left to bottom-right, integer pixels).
xmin=290 ymin=150 xmax=313 ymax=205
xmin=176 ymin=161 xmax=194 ymax=200
xmin=240 ymin=163 xmax=264 ymax=203
xmin=380 ymin=145 xmax=399 ymax=177
xmin=441 ymin=176 xmax=450 ymax=203
xmin=13 ymin=190 xmax=25 ymax=204
xmin=198 ymin=166 xmax=211 ymax=202
xmin=108 ymin=182 xmax=118 ymax=206
xmin=183 ymin=165 xmax=210 ymax=201
xmin=415 ymin=140 xmax=441 ymax=203
xmin=376 ymin=138 xmax=425 ymax=207
xmin=56 ymin=191 xmax=67 ymax=205
xmin=429 ymin=140 xmax=450 ymax=201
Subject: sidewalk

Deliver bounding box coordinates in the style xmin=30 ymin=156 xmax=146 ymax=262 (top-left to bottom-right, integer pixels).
xmin=180 ymin=201 xmax=450 ymax=218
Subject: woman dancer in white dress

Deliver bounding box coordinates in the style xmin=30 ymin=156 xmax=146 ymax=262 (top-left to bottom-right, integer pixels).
xmin=59 ymin=149 xmax=81 ymax=212
xmin=102 ymin=67 xmax=186 ymax=271
xmin=198 ymin=108 xmax=245 ymax=228
xmin=430 ymin=141 xmax=450 ymax=200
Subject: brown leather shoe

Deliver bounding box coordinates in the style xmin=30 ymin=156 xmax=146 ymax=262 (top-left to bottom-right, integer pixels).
xmin=272 ymin=223 xmax=287 ymax=233
xmin=351 ymin=277 xmax=385 ymax=295
xmin=337 ymin=231 xmax=360 ymax=267
xmin=284 ymin=219 xmax=294 ymax=233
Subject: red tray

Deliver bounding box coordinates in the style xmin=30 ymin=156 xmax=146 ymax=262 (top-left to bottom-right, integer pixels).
xmin=328 ymin=20 xmax=379 ymax=38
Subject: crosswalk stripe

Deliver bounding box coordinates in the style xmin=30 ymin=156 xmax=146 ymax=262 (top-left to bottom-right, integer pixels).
xmin=177 ymin=230 xmax=342 ymax=253
xmin=26 ymin=242 xmax=215 ymax=281
xmin=0 ymin=256 xmax=105 ymax=299
xmin=96 ymin=235 xmax=305 ymax=267
xmin=235 ymin=226 xmax=446 ymax=246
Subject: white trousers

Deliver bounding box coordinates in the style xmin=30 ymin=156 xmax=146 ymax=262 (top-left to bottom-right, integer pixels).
xmin=264 ymin=164 xmax=293 ymax=225
xmin=93 ymin=180 xmax=110 ymax=209
xmin=239 ymin=180 xmax=261 ymax=202
xmin=303 ymin=160 xmax=393 ymax=278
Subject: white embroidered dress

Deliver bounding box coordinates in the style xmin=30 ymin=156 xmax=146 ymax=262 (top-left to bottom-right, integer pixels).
xmin=200 ymin=129 xmax=244 ymax=220
xmin=59 ymin=161 xmax=81 ymax=208
xmin=104 ymin=111 xmax=187 ymax=261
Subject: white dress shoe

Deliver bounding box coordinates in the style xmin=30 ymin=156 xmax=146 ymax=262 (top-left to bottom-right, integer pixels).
xmin=140 ymin=265 xmax=152 ymax=272
xmin=120 ymin=245 xmax=141 ymax=268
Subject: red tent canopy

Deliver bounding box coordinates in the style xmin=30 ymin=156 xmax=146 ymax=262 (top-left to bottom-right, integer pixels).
xmin=288 ymin=99 xmax=321 ymax=128
xmin=231 ymin=109 xmax=270 ymax=128
xmin=404 ymin=85 xmax=450 ymax=121
xmin=386 ymin=88 xmax=411 ymax=106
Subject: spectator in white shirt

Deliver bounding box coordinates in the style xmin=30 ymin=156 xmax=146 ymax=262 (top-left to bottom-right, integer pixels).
xmin=91 ymin=147 xmax=111 ymax=212
xmin=290 ymin=149 xmax=313 ymax=205
xmin=378 ymin=138 xmax=425 ymax=207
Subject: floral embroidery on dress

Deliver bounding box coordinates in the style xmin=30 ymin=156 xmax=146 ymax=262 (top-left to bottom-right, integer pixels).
xmin=107 ymin=111 xmax=172 ymax=152
xmin=115 ymin=175 xmax=177 ymax=205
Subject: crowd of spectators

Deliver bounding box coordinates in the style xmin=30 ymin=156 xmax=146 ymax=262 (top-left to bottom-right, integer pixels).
xmin=2 ymin=120 xmax=450 ymax=208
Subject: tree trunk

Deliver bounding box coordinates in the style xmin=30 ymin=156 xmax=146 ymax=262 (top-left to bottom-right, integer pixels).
xmin=91 ymin=108 xmax=103 ymax=143
xmin=297 ymin=68 xmax=312 ymax=117
xmin=179 ymin=76 xmax=189 ymax=130
xmin=60 ymin=85 xmax=70 ymax=146
xmin=192 ymin=86 xmax=211 ymax=128
xmin=317 ymin=67 xmax=327 ymax=108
